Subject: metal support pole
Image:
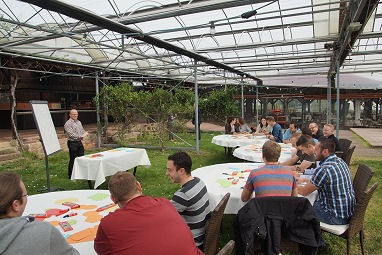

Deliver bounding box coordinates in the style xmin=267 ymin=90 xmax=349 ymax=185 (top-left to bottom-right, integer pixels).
xmin=241 ymin=76 xmax=244 ymax=118
xmin=224 ymin=70 xmax=227 ymax=91
xmin=256 ymin=85 xmax=259 ymax=124
xmin=95 ymin=73 xmax=101 ymax=148
xmin=336 ymin=61 xmax=340 ymax=138
xmin=194 ymin=59 xmax=199 ymax=153
xmin=327 ymin=76 xmax=332 ymax=123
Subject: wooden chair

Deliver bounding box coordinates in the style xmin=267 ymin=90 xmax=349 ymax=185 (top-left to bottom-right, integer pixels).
xmin=352 ymin=164 xmax=374 ymax=202
xmin=337 ymin=138 xmax=353 ymax=159
xmin=216 ymin=240 xmax=235 ymax=255
xmin=343 ymin=145 xmax=356 ymax=166
xmin=320 ymin=182 xmax=379 ymax=255
xmin=204 ymin=193 xmax=231 ymax=255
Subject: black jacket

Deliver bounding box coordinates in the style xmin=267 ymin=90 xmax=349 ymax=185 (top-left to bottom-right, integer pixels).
xmin=234 ymin=196 xmax=321 ymax=255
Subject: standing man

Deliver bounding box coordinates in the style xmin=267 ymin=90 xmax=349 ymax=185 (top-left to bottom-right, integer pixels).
xmin=0 ymin=172 xmax=79 ymax=255
xmin=94 ymin=172 xmax=203 ymax=255
xmin=308 ymin=122 xmax=323 ymax=140
xmin=166 ymin=152 xmax=210 ymax=249
xmin=241 ymin=140 xmax=298 ymax=202
xmin=64 ymin=109 xmax=88 ymax=179
xmin=265 ymin=116 xmax=283 ymax=143
xmin=298 ymin=138 xmax=355 ymax=225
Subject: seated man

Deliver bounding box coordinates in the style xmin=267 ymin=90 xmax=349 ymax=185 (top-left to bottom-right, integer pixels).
xmin=0 ymin=172 xmax=79 ymax=255
xmin=293 ymin=134 xmax=317 ymax=173
xmin=265 ymin=116 xmax=283 ymax=143
xmin=281 ymin=133 xmax=315 ymax=172
xmin=94 ymin=171 xmax=203 ymax=255
xmin=322 ymin=124 xmax=341 ymax=151
xmin=241 ymin=140 xmax=298 ymax=202
xmin=309 ymin=122 xmax=324 ymax=140
xmin=283 ymin=121 xmax=301 ymax=143
xmin=298 ymin=138 xmax=356 ymax=225
xmin=166 ymin=152 xmax=210 ymax=249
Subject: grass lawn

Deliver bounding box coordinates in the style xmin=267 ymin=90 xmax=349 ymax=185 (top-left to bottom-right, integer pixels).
xmin=0 ymin=131 xmax=381 ymax=254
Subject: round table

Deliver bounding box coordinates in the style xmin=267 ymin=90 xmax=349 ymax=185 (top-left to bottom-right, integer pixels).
xmin=233 ymin=143 xmax=295 ymax=163
xmin=23 ymin=190 xmax=116 ymax=255
xmin=211 ymin=134 xmax=267 ymax=148
xmin=192 ymin=163 xmax=317 ymax=214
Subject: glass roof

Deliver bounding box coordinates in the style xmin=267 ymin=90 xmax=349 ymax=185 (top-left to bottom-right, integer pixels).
xmin=1 ymin=0 xmax=381 ymax=89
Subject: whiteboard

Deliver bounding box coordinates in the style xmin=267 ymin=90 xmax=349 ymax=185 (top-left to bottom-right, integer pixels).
xmin=30 ymin=101 xmax=61 ymax=156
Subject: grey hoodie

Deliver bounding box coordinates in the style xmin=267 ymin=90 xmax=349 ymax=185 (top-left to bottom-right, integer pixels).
xmin=0 ymin=216 xmax=79 ymax=255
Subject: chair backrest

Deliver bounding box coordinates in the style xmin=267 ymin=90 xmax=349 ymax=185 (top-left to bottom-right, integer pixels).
xmin=352 ymin=164 xmax=374 ymax=202
xmin=339 ymin=138 xmax=352 ymax=155
xmin=346 ymin=182 xmax=379 ymax=238
xmin=204 ymin=193 xmax=231 ymax=255
xmin=216 ymin=240 xmax=235 ymax=255
xmin=343 ymin=145 xmax=356 ymax=166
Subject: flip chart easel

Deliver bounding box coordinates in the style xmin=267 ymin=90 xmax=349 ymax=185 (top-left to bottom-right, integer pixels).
xmin=30 ymin=100 xmax=62 ymax=192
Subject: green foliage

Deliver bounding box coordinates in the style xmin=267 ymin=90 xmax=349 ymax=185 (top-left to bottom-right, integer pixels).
xmin=199 ymin=88 xmax=240 ymax=123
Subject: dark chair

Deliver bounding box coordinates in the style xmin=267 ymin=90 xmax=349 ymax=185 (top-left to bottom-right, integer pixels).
xmin=216 ymin=240 xmax=235 ymax=255
xmin=343 ymin=145 xmax=356 ymax=166
xmin=352 ymin=164 xmax=374 ymax=202
xmin=235 ymin=196 xmax=321 ymax=255
xmin=320 ymin=182 xmax=379 ymax=255
xmin=204 ymin=193 xmax=231 ymax=255
xmin=337 ymin=138 xmax=353 ymax=159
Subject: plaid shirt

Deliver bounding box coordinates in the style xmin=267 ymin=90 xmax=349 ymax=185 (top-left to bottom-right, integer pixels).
xmin=311 ymin=154 xmax=355 ymax=219
xmin=64 ymin=118 xmax=85 ymax=141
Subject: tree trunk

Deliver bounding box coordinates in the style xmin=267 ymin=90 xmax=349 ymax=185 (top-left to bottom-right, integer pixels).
xmin=10 ymin=72 xmax=24 ymax=151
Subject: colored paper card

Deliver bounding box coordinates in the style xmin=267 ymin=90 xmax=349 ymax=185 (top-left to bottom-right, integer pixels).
xmin=88 ymin=193 xmax=108 ymax=201
xmin=217 ymin=179 xmax=232 ymax=188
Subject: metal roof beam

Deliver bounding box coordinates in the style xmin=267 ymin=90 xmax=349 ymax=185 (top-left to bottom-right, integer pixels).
xmin=328 ymin=0 xmax=380 ymax=76
xmin=7 ymin=0 xmax=264 ymax=47
xmin=19 ymin=0 xmax=261 ymax=82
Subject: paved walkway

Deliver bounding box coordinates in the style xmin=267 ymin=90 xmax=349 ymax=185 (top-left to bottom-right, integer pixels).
xmin=339 ymin=129 xmax=382 ymax=159
xmin=350 ymin=128 xmax=382 ymax=147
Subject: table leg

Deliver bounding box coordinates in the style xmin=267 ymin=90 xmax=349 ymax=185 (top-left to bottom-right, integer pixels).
xmin=87 ymin=180 xmax=93 ymax=189
xmin=133 ymin=167 xmax=137 ymax=176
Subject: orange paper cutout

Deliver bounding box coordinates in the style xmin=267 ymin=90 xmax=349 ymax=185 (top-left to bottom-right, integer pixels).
xmin=83 ymin=211 xmax=103 ymax=223
xmin=66 ymin=226 xmax=98 ymax=244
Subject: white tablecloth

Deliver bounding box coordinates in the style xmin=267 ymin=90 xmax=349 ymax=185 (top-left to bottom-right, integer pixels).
xmin=233 ymin=143 xmax=295 ymax=163
xmin=211 ymin=134 xmax=267 ymax=148
xmin=72 ymin=148 xmax=151 ymax=189
xmin=192 ymin=163 xmax=317 ymax=214
xmin=23 ymin=190 xmax=116 ymax=255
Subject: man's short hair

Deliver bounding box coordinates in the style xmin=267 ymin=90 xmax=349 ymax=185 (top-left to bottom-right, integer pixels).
xmin=167 ymin=152 xmax=192 ymax=175
xmin=309 ymin=122 xmax=318 ymax=128
xmin=290 ymin=132 xmax=302 ymax=140
xmin=262 ymin=140 xmax=281 ymax=162
xmin=108 ymin=172 xmax=138 ymax=203
xmin=324 ymin=123 xmax=335 ymax=131
xmin=317 ymin=137 xmax=336 ymax=154
xmin=289 ymin=121 xmax=299 ymax=129
xmin=266 ymin=116 xmax=275 ymax=122
xmin=296 ymin=134 xmax=315 ymax=148
xmin=0 ymin=172 xmax=22 ymax=218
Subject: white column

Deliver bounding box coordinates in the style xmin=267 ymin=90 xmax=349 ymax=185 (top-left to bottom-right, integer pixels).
xmin=354 ymin=100 xmax=361 ymax=126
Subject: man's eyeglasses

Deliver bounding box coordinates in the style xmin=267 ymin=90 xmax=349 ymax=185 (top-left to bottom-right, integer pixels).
xmin=21 ymin=194 xmax=28 ymax=198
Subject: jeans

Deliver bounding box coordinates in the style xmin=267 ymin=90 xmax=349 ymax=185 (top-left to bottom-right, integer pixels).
xmin=67 ymin=140 xmax=84 ymax=179
xmin=312 ymin=200 xmax=349 ymax=225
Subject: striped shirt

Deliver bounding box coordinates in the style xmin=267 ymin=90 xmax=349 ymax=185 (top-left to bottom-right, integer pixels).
xmin=64 ymin=118 xmax=85 ymax=141
xmin=171 ymin=177 xmax=210 ymax=247
xmin=244 ymin=165 xmax=296 ymax=197
xmin=311 ymin=154 xmax=355 ymax=220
